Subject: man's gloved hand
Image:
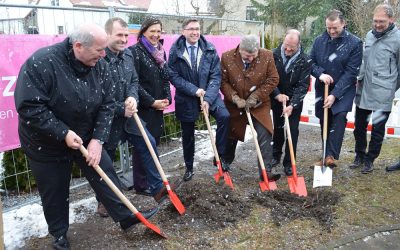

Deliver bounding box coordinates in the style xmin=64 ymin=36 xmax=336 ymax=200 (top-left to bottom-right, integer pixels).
xmin=232 ymin=94 xmax=246 ymax=109
xmin=245 ymin=92 xmax=258 ymax=110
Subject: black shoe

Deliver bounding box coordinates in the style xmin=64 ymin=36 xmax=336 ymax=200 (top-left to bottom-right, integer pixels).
xmin=135 ymin=188 xmax=152 ymax=197
xmin=386 ymin=161 xmax=400 ymax=172
xmin=183 ymin=170 xmax=194 ymax=181
xmin=221 ymin=159 xmax=231 ymax=172
xmin=361 ymin=160 xmax=374 ymax=174
xmin=120 ymin=207 xmax=159 ymax=232
xmin=284 ymin=165 xmax=293 ymax=176
xmin=270 ymin=158 xmax=280 ymax=168
xmin=349 ymin=154 xmax=364 ymax=169
xmin=53 ymin=234 xmax=70 ymax=250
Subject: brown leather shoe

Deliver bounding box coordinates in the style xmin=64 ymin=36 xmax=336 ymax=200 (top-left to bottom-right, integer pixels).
xmin=325 ymin=155 xmax=337 ymax=168
xmin=97 ymin=202 xmax=109 ymax=217
xmin=153 ymin=183 xmax=176 ymax=203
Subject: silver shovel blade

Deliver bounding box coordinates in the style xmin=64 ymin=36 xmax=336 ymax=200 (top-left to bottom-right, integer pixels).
xmin=313 ymin=165 xmax=332 ymax=187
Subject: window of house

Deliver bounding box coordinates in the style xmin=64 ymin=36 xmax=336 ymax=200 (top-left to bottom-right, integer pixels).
xmin=58 ymin=26 xmax=64 ymax=34
xmin=51 ymin=0 xmax=60 ymax=6
xmin=246 ymin=6 xmax=257 ymax=21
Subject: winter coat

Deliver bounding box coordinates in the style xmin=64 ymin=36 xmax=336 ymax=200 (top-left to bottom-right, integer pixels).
xmin=129 ymin=41 xmax=171 ymax=138
xmin=14 ymin=38 xmax=115 ymax=161
xmin=310 ymin=30 xmax=363 ymax=118
xmin=271 ymin=44 xmax=312 ymax=110
xmin=220 ymin=46 xmax=279 ymax=141
xmin=103 ymin=47 xmax=139 ymax=150
xmin=168 ymin=35 xmax=225 ymax=122
xmin=356 ymin=27 xmax=400 ymax=112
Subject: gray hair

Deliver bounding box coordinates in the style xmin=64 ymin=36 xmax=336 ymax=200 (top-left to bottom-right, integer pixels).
xmin=69 ymin=25 xmax=96 ymax=47
xmin=239 ymin=35 xmax=260 ymax=53
xmin=374 ymin=4 xmax=394 ymax=18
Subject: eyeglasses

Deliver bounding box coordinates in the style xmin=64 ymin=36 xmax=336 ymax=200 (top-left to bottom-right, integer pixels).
xmin=184 ymin=28 xmax=200 ymax=32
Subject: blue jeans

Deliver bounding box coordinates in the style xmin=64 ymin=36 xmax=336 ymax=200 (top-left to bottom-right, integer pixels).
xmin=127 ymin=128 xmax=163 ymax=195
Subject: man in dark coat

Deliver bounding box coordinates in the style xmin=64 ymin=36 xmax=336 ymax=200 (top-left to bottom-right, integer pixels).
xmin=270 ymin=29 xmax=312 ymax=176
xmin=14 ymin=23 xmax=157 ymax=250
xmin=221 ymin=35 xmax=280 ymax=181
xmin=310 ymin=9 xmax=363 ymax=167
xmin=104 ymin=18 xmax=172 ymax=203
xmin=168 ymin=18 xmax=230 ymax=181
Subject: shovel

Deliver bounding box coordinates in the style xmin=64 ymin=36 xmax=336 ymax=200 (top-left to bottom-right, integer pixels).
xmin=283 ymin=102 xmax=307 ymax=196
xmin=132 ymin=113 xmax=186 ymax=215
xmin=200 ymin=96 xmax=234 ymax=189
xmin=79 ymin=145 xmax=167 ymax=238
xmin=245 ymin=109 xmax=277 ymax=191
xmin=313 ymin=84 xmax=333 ymax=187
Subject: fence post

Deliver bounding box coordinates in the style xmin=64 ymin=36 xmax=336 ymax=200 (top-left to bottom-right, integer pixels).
xmin=0 ymin=196 xmax=4 ymax=249
xmin=108 ymin=6 xmax=115 ymax=18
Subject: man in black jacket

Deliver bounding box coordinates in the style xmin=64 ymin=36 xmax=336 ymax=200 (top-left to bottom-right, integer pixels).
xmin=103 ymin=17 xmax=171 ymax=204
xmin=14 ymin=23 xmax=157 ymax=250
xmin=270 ymin=29 xmax=312 ymax=176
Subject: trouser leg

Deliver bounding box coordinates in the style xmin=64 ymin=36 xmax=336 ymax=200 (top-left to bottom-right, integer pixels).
xmin=353 ymin=106 xmax=371 ymax=158
xmin=28 ymin=158 xmax=72 ymax=238
xmin=253 ymin=117 xmax=273 ymax=177
xmin=272 ymin=102 xmax=284 ymax=161
xmin=282 ymin=106 xmax=302 ymax=168
xmin=132 ymin=148 xmax=148 ymax=191
xmin=366 ymin=110 xmax=391 ymax=162
xmin=319 ymin=110 xmax=347 ymax=159
xmin=74 ymin=150 xmax=132 ymax=222
xmin=180 ymin=121 xmax=195 ymax=171
xmin=210 ymin=105 xmax=230 ymax=160
xmin=224 ymin=138 xmax=238 ymax=164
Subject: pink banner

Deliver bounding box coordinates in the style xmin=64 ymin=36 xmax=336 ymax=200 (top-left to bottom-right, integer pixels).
xmin=0 ymin=34 xmax=241 ymax=152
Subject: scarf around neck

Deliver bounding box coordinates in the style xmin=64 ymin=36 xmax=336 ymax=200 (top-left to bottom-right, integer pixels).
xmin=372 ymin=23 xmax=395 ymax=39
xmin=140 ymin=36 xmax=166 ymax=68
xmin=280 ymin=45 xmax=301 ymax=73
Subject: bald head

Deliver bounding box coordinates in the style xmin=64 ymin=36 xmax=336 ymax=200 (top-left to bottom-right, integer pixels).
xmin=283 ymin=29 xmax=300 ymax=56
xmin=70 ymin=23 xmax=107 ymax=67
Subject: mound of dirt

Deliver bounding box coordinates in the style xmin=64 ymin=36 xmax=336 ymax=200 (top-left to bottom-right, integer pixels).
xmin=253 ymin=189 xmax=342 ymax=231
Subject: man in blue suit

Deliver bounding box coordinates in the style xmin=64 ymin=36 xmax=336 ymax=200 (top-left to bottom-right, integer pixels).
xmin=168 ymin=18 xmax=230 ymax=181
xmin=310 ymin=10 xmax=363 ymax=167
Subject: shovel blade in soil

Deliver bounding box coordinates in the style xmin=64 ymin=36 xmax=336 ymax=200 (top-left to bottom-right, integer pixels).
xmin=287 ymin=176 xmax=308 ymax=197
xmin=135 ymin=212 xmax=167 ymax=238
xmin=167 ymin=189 xmax=186 ymax=215
xmin=223 ymin=172 xmax=234 ymax=189
xmin=259 ymin=180 xmax=277 ymax=192
xmin=214 ymin=172 xmax=222 ymax=183
xmin=313 ymin=165 xmax=332 ymax=187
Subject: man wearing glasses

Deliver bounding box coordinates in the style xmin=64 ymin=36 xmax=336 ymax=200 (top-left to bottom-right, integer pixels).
xmin=168 ymin=18 xmax=230 ymax=181
xmin=270 ymin=29 xmax=312 ymax=176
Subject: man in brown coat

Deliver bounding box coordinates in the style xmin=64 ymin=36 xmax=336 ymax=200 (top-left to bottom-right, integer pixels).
xmin=221 ymin=35 xmax=280 ymax=181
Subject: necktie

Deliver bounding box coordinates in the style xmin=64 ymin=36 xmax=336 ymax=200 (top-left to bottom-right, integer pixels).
xmin=190 ymin=46 xmax=197 ymax=73
xmin=244 ymin=62 xmax=250 ymax=70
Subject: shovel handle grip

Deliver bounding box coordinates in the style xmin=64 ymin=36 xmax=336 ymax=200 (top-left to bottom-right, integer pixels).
xmin=79 ymin=145 xmax=139 ymax=214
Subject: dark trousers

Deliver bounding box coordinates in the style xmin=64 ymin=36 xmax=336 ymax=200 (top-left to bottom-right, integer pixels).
xmin=225 ymin=116 xmax=272 ymax=177
xmin=181 ymin=106 xmax=230 ymax=170
xmin=319 ymin=110 xmax=348 ymax=159
xmin=353 ymin=106 xmax=391 ymax=162
xmin=28 ymin=149 xmax=132 ymax=238
xmin=272 ymin=101 xmax=303 ymax=168
xmin=127 ymin=129 xmax=163 ymax=195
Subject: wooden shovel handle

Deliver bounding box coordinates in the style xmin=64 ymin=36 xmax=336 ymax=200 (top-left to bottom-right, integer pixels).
xmin=245 ymin=110 xmax=266 ymax=171
xmin=283 ymin=102 xmax=296 ymax=167
xmin=200 ymin=96 xmax=221 ymax=163
xmin=323 ymin=84 xmax=329 ymax=141
xmin=79 ymin=145 xmax=139 ymax=214
xmin=132 ymin=113 xmax=168 ymax=182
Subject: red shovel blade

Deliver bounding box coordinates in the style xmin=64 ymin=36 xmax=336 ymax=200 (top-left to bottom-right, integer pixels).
xmin=287 ymin=176 xmax=308 ymax=197
xmin=259 ymin=180 xmax=277 ymax=192
xmin=166 ymin=188 xmax=186 ymax=215
xmin=134 ymin=211 xmax=167 ymax=238
xmin=223 ymin=172 xmax=234 ymax=190
xmin=213 ymin=160 xmax=224 ymax=183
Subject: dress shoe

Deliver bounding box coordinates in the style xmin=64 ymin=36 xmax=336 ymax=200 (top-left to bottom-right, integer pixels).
xmin=153 ymin=183 xmax=177 ymax=203
xmin=135 ymin=188 xmax=152 ymax=197
xmin=97 ymin=202 xmax=109 ymax=218
xmin=183 ymin=170 xmax=194 ymax=181
xmin=221 ymin=159 xmax=231 ymax=172
xmin=283 ymin=165 xmax=293 ymax=176
xmin=53 ymin=234 xmax=70 ymax=250
xmin=349 ymin=154 xmax=364 ymax=169
xmin=361 ymin=160 xmax=374 ymax=174
xmin=120 ymin=207 xmax=159 ymax=232
xmin=386 ymin=161 xmax=400 ymax=172
xmin=325 ymin=155 xmax=337 ymax=168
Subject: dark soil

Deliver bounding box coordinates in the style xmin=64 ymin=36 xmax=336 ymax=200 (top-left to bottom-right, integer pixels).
xmin=20 ymin=125 xmax=400 ymax=249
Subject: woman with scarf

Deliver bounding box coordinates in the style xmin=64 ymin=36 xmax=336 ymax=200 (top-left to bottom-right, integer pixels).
xmin=128 ymin=17 xmax=171 ymax=195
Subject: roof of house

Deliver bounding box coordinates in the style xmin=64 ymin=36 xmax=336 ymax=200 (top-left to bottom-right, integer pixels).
xmin=70 ymin=0 xmax=151 ymax=10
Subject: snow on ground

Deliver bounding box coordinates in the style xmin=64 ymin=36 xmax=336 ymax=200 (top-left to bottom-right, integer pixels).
xmin=3 ymin=127 xmax=254 ymax=249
